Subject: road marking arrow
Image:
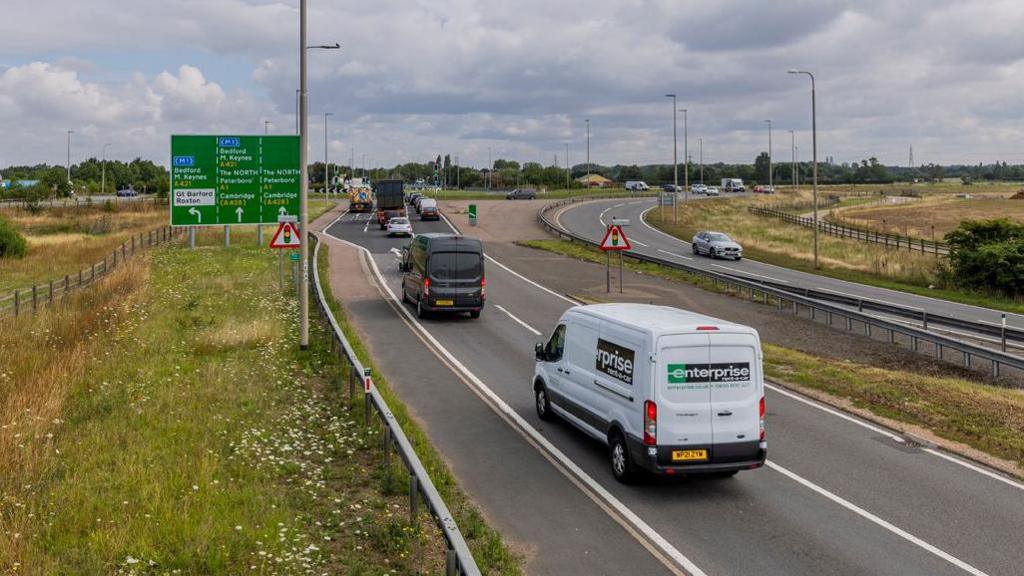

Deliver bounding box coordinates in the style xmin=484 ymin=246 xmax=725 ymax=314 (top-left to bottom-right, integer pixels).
xmin=188 ymin=207 xmax=202 ymax=223
xmin=235 ymin=206 xmax=244 ymax=222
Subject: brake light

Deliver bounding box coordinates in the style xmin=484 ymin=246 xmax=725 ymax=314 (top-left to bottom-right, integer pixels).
xmin=481 ymin=276 xmax=486 ymax=298
xmin=643 ymin=400 xmax=657 ymax=446
xmin=423 ymin=277 xmax=430 ymax=296
xmin=759 ymin=396 xmax=766 ymax=441
xmin=696 ymin=326 xmax=719 ymax=331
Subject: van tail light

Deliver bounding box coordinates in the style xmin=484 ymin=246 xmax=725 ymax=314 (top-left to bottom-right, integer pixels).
xmin=643 ymin=400 xmax=657 ymax=446
xmin=423 ymin=277 xmax=430 ymax=297
xmin=481 ymin=276 xmax=486 ymax=299
xmin=759 ymin=396 xmax=766 ymax=441
xmin=696 ymin=326 xmax=719 ymax=331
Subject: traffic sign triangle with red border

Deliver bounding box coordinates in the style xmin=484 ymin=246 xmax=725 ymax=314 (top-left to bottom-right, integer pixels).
xmin=269 ymin=222 xmax=301 ymax=248
xmin=599 ymin=224 xmax=631 ymax=251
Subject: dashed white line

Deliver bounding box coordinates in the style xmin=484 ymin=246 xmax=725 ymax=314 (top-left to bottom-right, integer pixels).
xmin=767 ymin=461 xmax=990 ymax=576
xmin=711 ymin=263 xmax=789 ymax=283
xmin=494 ymin=304 xmax=542 ymax=335
xmin=657 ymin=248 xmax=693 ymax=261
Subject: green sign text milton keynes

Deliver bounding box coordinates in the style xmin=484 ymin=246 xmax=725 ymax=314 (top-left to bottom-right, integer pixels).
xmin=170 ymin=135 xmax=300 ymax=226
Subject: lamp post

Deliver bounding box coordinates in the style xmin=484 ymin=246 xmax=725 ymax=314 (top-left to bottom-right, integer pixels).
xmin=585 ymin=119 xmax=591 ymax=185
xmin=699 ymin=137 xmax=703 ymax=185
xmin=681 ymin=108 xmax=688 ymax=212
xmin=665 ymin=94 xmax=677 ymax=222
xmin=295 ymin=89 xmax=300 ymax=135
xmin=264 ymin=120 xmax=271 ymax=135
xmin=565 ymin=142 xmax=570 ymax=190
xmin=765 ymin=119 xmax=772 ymax=191
xmin=788 ymin=69 xmax=818 ymax=268
xmin=101 ymin=143 xmax=111 ymax=196
xmin=789 ymin=130 xmax=795 ymax=189
xmin=299 ymin=0 xmax=341 ymax=350
xmin=324 ymin=112 xmax=333 ymax=197
xmin=66 ymin=130 xmax=74 ymax=188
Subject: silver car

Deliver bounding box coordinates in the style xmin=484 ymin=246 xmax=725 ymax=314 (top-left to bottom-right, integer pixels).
xmin=691 ymin=231 xmax=742 ymax=260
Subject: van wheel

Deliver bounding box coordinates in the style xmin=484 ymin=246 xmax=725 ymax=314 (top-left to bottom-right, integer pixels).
xmin=416 ymin=297 xmax=428 ymax=319
xmin=535 ymin=384 xmax=554 ymax=421
xmin=609 ymin=432 xmax=637 ymax=483
xmin=469 ymin=310 xmax=481 ymax=319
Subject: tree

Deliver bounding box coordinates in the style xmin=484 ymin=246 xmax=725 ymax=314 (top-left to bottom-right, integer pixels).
xmin=618 ymin=165 xmax=643 ymax=181
xmin=753 ymin=152 xmax=770 ymax=184
xmin=944 ymin=219 xmax=1024 ymax=296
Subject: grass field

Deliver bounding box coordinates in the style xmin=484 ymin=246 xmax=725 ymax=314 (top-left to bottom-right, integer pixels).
xmin=519 ymin=238 xmax=1024 ymax=473
xmin=840 ymin=195 xmax=1024 ymax=238
xmin=0 ymin=230 xmax=517 ymax=574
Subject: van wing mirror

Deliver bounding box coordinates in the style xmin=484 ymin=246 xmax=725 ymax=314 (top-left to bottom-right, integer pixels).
xmin=534 ymin=342 xmax=546 ymax=361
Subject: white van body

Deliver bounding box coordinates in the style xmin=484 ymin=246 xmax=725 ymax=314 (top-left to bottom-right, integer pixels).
xmin=533 ymin=303 xmax=766 ymax=481
xmin=625 ymin=181 xmax=650 ymax=191
xmin=720 ymin=178 xmax=745 ymax=192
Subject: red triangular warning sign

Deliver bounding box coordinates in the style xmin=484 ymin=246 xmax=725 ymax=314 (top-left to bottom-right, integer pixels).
xmin=269 ymin=222 xmax=301 ymax=249
xmin=598 ymin=224 xmax=631 ymax=251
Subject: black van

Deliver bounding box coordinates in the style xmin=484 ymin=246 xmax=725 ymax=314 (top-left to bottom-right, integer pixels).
xmin=399 ymin=234 xmax=485 ymax=319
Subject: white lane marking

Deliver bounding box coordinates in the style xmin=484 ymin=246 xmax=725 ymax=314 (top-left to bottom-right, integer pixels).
xmin=486 ymin=255 xmax=582 ymax=306
xmin=328 ymin=232 xmax=702 ymax=576
xmin=711 ymin=263 xmax=789 ymax=283
xmin=363 ymin=217 xmax=370 ymax=233
xmin=613 ymin=203 xmax=625 ymax=208
xmin=494 ymin=304 xmax=542 ymax=336
xmin=657 ymin=248 xmax=693 ymax=261
xmin=767 ymin=383 xmax=1024 ymax=491
xmin=640 ymin=205 xmax=692 ymax=247
xmin=767 ymin=461 xmax=990 ymax=576
xmin=599 ymin=207 xmax=611 ymax=227
xmin=629 ymin=238 xmax=650 ymax=247
xmin=815 ymin=286 xmax=919 ymax=310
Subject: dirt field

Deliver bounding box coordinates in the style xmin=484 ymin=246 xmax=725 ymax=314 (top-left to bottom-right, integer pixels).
xmin=841 ymin=195 xmax=1024 ymax=238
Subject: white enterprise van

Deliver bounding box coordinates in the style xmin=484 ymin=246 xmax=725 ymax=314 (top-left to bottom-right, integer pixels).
xmin=533 ymin=303 xmax=766 ymax=482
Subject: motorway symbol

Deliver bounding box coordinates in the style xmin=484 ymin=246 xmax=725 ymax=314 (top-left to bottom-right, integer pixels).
xmin=170 ymin=135 xmax=299 ymax=227
xmin=599 ymin=224 xmax=632 ymax=251
xmin=269 ymin=221 xmax=301 ymax=249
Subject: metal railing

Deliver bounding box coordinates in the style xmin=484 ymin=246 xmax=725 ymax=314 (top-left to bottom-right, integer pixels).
xmin=539 ymin=197 xmax=1024 ymax=382
xmin=748 ymin=205 xmax=949 ymax=256
xmin=1 ymin=225 xmax=183 ymax=319
xmin=309 ymin=233 xmax=481 ymax=576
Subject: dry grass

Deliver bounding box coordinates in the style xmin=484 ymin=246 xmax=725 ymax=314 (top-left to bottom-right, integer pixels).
xmin=841 ymin=195 xmax=1024 ymax=238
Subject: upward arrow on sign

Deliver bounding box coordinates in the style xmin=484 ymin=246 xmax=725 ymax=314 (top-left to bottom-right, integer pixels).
xmin=235 ymin=206 xmax=244 ymax=222
xmin=599 ymin=224 xmax=631 ymax=251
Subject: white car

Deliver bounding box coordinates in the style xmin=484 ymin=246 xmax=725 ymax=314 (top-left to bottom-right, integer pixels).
xmin=386 ymin=217 xmax=413 ymax=237
xmin=691 ymin=184 xmax=708 ymax=195
xmin=704 ymin=186 xmax=720 ymax=196
xmin=533 ymin=303 xmax=766 ymax=483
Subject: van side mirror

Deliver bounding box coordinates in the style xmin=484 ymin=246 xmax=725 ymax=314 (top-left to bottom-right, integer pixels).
xmin=534 ymin=342 xmax=546 ymax=361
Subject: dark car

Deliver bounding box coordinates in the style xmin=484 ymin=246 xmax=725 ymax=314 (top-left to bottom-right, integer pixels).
xmin=400 ymin=234 xmax=485 ymax=319
xmin=419 ymin=198 xmax=440 ymax=221
xmin=406 ymin=192 xmax=422 ymax=205
xmin=506 ymin=188 xmax=537 ymax=200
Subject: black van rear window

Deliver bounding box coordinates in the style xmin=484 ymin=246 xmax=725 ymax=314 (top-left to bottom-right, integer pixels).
xmin=429 ymin=251 xmax=482 ymax=280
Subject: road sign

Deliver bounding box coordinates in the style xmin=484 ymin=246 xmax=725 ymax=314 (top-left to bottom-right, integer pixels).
xmin=289 ymin=252 xmax=300 ymax=261
xmin=170 ymin=135 xmax=300 ymax=226
xmin=269 ymin=221 xmax=301 ymax=249
xmin=468 ymin=203 xmax=477 ymax=226
xmin=599 ymin=224 xmax=632 ymax=251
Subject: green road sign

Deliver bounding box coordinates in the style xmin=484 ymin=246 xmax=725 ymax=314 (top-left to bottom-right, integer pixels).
xmin=170 ymin=135 xmax=300 ymax=226
xmin=468 ymin=204 xmax=477 ymax=218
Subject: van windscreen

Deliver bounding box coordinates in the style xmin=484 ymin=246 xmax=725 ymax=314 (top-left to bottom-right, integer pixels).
xmin=429 ymin=251 xmax=482 ymax=281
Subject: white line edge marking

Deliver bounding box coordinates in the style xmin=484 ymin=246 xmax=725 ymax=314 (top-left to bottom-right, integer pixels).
xmin=815 ymin=286 xmax=917 ymax=310
xmin=711 ymin=263 xmax=790 ymax=284
xmin=556 ymin=200 xmax=1024 ymax=490
xmin=657 ymin=248 xmax=693 ymax=261
xmin=599 ymin=206 xmax=611 ymax=227
xmin=494 ymin=304 xmax=542 ymax=335
xmin=766 ymin=461 xmax=989 ymax=576
xmin=326 ymin=232 xmax=704 ymax=576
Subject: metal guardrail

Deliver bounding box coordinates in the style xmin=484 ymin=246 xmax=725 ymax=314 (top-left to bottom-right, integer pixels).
xmin=748 ymin=205 xmax=949 ymax=256
xmin=309 ymin=233 xmax=481 ymax=576
xmin=1 ymin=225 xmax=183 ymax=319
xmin=539 ymin=197 xmax=1024 ymax=381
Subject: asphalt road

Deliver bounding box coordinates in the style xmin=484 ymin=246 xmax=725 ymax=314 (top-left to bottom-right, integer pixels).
xmin=554 ymin=197 xmax=1024 ymax=346
xmin=324 ymin=206 xmax=1024 ymax=576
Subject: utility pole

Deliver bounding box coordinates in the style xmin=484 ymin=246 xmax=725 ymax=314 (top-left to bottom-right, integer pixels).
xmin=565 ymin=142 xmax=570 ymax=190
xmin=699 ymin=137 xmax=703 ymax=185
xmin=101 ymin=143 xmax=111 ymax=196
xmin=682 ymin=108 xmax=688 ymax=211
xmin=666 ymin=94 xmax=677 ymax=223
xmin=585 ymin=119 xmax=591 ymax=185
xmin=66 ymin=130 xmax=74 ymax=187
xmin=788 ymin=69 xmax=818 ymax=268
xmin=765 ymin=119 xmax=773 ymax=190
xmin=789 ymin=130 xmax=795 ymax=189
xmin=488 ymin=147 xmax=492 ymax=190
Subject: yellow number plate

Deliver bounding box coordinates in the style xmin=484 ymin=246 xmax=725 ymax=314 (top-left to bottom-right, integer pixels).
xmin=435 ymin=299 xmax=454 ymax=306
xmin=672 ymin=449 xmax=708 ymax=462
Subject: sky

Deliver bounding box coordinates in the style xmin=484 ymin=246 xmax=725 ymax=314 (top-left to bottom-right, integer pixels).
xmin=2 ymin=0 xmax=1024 ymax=170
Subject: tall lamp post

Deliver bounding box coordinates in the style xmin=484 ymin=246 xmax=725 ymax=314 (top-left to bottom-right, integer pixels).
xmin=299 ymin=0 xmax=340 ymax=350
xmin=66 ymin=130 xmax=74 ymax=188
xmin=788 ymin=130 xmax=795 ymax=189
xmin=764 ymin=119 xmax=773 ymax=191
xmin=585 ymin=119 xmax=591 ymax=186
xmin=324 ymin=112 xmax=333 ymax=197
xmin=788 ymin=69 xmax=818 ymax=268
xmin=698 ymin=137 xmax=703 ymax=185
xmin=665 ymin=94 xmax=677 ymax=222
xmin=565 ymin=142 xmax=570 ymax=190
xmin=681 ymin=108 xmax=688 ymax=212
xmin=101 ymin=143 xmax=111 ymax=196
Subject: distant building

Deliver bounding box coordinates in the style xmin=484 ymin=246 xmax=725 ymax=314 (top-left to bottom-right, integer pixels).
xmin=575 ymin=174 xmax=613 ymax=188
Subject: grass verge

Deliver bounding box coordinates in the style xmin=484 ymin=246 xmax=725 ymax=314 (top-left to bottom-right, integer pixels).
xmin=519 ymin=237 xmax=1024 ymax=474
xmin=0 ymin=233 xmax=489 ymax=574
xmin=316 ymin=241 xmax=523 ymax=575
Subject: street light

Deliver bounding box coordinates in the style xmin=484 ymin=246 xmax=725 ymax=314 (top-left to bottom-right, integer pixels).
xmin=66 ymin=130 xmax=74 ymax=187
xmin=681 ymin=108 xmax=688 ymax=210
xmin=565 ymin=142 xmax=570 ymax=190
xmin=789 ymin=130 xmax=795 ymax=189
xmin=299 ymin=0 xmax=341 ymax=350
xmin=764 ymin=119 xmax=772 ymax=191
xmin=699 ymin=137 xmax=703 ymax=185
xmin=585 ymin=119 xmax=591 ymax=185
xmin=324 ymin=112 xmax=333 ymax=196
xmin=665 ymin=94 xmax=677 ymax=223
xmin=101 ymin=143 xmax=111 ymax=196
xmin=265 ymin=120 xmax=272 ymax=135
xmin=788 ymin=69 xmax=818 ymax=268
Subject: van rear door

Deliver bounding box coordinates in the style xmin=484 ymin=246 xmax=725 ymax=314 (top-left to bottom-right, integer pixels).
xmin=655 ymin=334 xmax=712 ymax=447
xmin=707 ymin=332 xmax=761 ymax=449
xmin=427 ymin=240 xmax=484 ymax=307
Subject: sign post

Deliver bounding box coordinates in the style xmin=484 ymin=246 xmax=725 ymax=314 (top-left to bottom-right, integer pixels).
xmin=598 ymin=224 xmax=631 ymax=293
xmin=270 ymin=215 xmax=300 ymax=291
xmin=468 ymin=203 xmax=477 ymax=226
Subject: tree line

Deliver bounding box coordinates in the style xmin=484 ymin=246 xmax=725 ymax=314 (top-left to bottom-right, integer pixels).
xmin=1 ymin=158 xmax=168 ymax=198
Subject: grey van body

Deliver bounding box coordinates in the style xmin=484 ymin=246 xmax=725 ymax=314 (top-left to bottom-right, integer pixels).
xmin=400 ymin=234 xmax=485 ymax=319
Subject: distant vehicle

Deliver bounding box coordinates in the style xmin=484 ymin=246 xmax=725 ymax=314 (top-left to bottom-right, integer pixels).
xmin=506 ymin=188 xmax=537 ymax=200
xmin=414 ymin=195 xmax=428 ymax=213
xmin=752 ymin=185 xmax=776 ymax=194
xmin=692 ymin=231 xmax=742 ymax=260
xmin=625 ymin=181 xmax=650 ymax=192
xmin=532 ymin=303 xmax=766 ymax=482
xmin=419 ymin=198 xmax=440 ymax=220
xmin=374 ymin=179 xmax=406 ymax=230
xmin=704 ymin=186 xmax=720 ymax=196
xmin=720 ymin=178 xmax=745 ymax=193
xmin=116 ymin=188 xmax=138 ymax=197
xmin=399 ymin=233 xmax=485 ymax=319
xmin=661 ymin=184 xmax=682 ymax=193
xmin=691 ymin=184 xmax=707 ymax=195
xmin=406 ymin=192 xmax=422 ymax=205
xmin=348 ymin=186 xmax=372 ymax=212
xmin=386 ymin=217 xmax=413 ymax=237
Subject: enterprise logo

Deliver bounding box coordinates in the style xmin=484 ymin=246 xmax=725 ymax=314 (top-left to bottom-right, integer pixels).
xmin=667 ymin=363 xmax=750 ymax=384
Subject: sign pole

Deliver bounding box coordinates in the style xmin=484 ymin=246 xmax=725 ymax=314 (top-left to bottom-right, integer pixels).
xmin=257 ymin=225 xmax=263 ymax=245
xmin=606 ymin=250 xmax=610 ymax=293
xmin=619 ymin=251 xmax=623 ymax=293
xmin=188 ymin=226 xmax=195 ymax=249
xmin=224 ymin=225 xmax=230 ymax=247
xmin=279 ymin=251 xmax=284 ymax=291
xmin=299 ymin=0 xmax=310 ymax=351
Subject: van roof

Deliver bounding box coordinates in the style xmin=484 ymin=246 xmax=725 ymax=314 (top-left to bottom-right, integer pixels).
xmin=570 ymin=303 xmax=754 ymax=335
